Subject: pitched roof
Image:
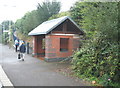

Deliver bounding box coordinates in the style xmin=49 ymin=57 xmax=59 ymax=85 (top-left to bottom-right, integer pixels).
xmin=28 ymin=16 xmax=84 ymax=36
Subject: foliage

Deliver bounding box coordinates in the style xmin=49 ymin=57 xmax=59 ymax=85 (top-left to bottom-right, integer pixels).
xmin=71 ymin=2 xmax=119 ymax=87
xmin=37 ymin=0 xmax=61 ymax=21
xmin=15 ymin=10 xmax=40 ymax=35
xmin=1 ymin=20 xmax=14 ymax=30
xmin=49 ymin=11 xmax=70 ymax=20
xmin=0 ymin=25 xmax=2 ymax=35
xmin=15 ymin=0 xmax=61 ymax=35
xmin=70 ymin=1 xmax=83 ymax=26
xmin=0 ymin=20 xmax=14 ymax=44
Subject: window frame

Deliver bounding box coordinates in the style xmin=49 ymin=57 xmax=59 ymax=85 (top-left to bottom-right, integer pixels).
xmin=60 ymin=38 xmax=69 ymax=52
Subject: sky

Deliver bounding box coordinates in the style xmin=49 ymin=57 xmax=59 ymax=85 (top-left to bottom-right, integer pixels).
xmin=0 ymin=0 xmax=78 ymax=23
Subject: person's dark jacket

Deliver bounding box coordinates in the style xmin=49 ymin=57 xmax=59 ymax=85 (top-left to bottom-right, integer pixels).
xmin=20 ymin=44 xmax=26 ymax=53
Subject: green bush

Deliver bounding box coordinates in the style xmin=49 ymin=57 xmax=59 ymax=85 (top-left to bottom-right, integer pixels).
xmin=71 ymin=2 xmax=119 ymax=87
xmin=72 ymin=34 xmax=119 ymax=86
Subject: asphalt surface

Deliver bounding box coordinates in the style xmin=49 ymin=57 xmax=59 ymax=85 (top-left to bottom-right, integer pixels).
xmin=0 ymin=44 xmax=89 ymax=86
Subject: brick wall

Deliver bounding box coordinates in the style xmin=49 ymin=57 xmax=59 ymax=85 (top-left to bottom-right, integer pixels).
xmin=45 ymin=35 xmax=80 ymax=60
xmin=33 ymin=34 xmax=80 ymax=61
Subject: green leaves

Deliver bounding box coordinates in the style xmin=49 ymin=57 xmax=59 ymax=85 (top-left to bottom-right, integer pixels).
xmin=71 ymin=2 xmax=119 ymax=86
xmin=37 ymin=1 xmax=61 ymax=21
xmin=48 ymin=12 xmax=70 ymax=20
xmin=15 ymin=0 xmax=61 ymax=35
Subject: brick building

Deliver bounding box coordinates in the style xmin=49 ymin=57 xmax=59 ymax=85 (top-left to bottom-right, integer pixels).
xmin=28 ymin=16 xmax=84 ymax=61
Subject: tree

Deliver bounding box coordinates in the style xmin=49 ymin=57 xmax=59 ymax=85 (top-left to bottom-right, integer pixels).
xmin=0 ymin=25 xmax=2 ymax=43
xmin=37 ymin=0 xmax=61 ymax=21
xmin=70 ymin=1 xmax=83 ymax=26
xmin=15 ymin=0 xmax=61 ymax=35
xmin=1 ymin=20 xmax=14 ymax=30
xmin=0 ymin=20 xmax=14 ymax=44
xmin=15 ymin=10 xmax=40 ymax=35
xmin=48 ymin=11 xmax=70 ymax=20
xmin=0 ymin=25 xmax=2 ymax=35
xmin=71 ymin=2 xmax=119 ymax=86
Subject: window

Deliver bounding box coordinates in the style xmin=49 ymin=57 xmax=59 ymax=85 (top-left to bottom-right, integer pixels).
xmin=60 ymin=38 xmax=69 ymax=52
xmin=42 ymin=38 xmax=45 ymax=49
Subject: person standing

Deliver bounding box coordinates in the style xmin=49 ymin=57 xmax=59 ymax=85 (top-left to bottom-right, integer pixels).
xmin=19 ymin=41 xmax=26 ymax=61
xmin=15 ymin=39 xmax=19 ymax=52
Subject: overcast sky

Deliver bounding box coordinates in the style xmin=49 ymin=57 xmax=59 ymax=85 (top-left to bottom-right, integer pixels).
xmin=0 ymin=0 xmax=78 ymax=23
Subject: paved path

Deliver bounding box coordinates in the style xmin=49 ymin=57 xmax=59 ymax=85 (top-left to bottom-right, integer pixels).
xmin=0 ymin=44 xmax=89 ymax=86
